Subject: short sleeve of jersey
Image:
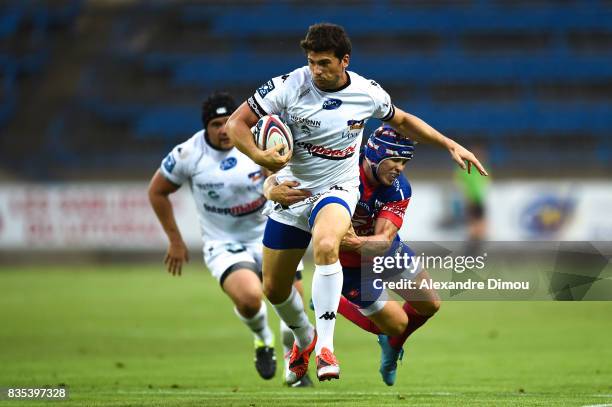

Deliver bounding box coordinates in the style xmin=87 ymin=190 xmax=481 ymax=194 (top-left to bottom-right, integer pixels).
xmin=159 ymin=136 xmax=199 ymax=186
xmin=377 ymin=176 xmax=412 ymax=228
xmin=247 ymin=71 xmax=298 ymax=118
xmin=367 ymin=80 xmax=395 ymax=121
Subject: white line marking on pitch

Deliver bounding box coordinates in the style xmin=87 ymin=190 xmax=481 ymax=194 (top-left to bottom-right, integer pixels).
xmin=581 ymin=404 xmax=612 ymax=407
xmin=112 ymin=390 xmax=458 ymax=397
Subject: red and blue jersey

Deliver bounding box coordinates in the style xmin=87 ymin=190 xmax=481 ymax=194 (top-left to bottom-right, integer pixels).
xmin=339 ymin=159 xmax=412 ymax=268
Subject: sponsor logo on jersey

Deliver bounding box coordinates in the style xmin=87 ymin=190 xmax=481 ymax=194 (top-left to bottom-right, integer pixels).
xmin=298 ymin=124 xmax=312 ymax=137
xmin=203 ymin=196 xmax=267 ymax=217
xmin=382 ymin=201 xmax=408 ymax=220
xmin=347 ymin=119 xmax=365 ymax=130
xmin=290 ymin=114 xmax=321 ymax=128
xmin=281 ymin=73 xmax=290 ymax=82
xmin=208 ymin=190 xmax=220 ymax=200
xmin=196 ymin=182 xmax=224 ymax=190
xmin=322 ymin=98 xmax=342 ymax=110
xmin=162 ymin=153 xmax=176 ymax=173
xmin=342 ymin=119 xmax=366 ymax=139
xmin=220 ymin=157 xmax=237 ymax=170
xmin=370 ymin=80 xmax=380 ymax=87
xmin=299 ymin=87 xmax=311 ymax=99
xmin=257 ymin=80 xmax=275 ymax=98
xmin=296 ymin=141 xmax=356 ymax=160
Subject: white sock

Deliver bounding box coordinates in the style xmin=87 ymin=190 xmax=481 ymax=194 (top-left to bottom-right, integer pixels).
xmin=234 ymin=301 xmax=274 ymax=347
xmin=271 ymin=286 xmax=314 ymax=350
xmin=279 ymin=319 xmax=294 ymax=356
xmin=312 ymin=260 xmax=343 ymax=355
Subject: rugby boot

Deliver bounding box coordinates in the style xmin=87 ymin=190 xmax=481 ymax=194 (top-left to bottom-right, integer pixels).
xmin=315 ymin=347 xmax=340 ymax=381
xmin=254 ymin=338 xmax=276 ymax=380
xmin=377 ymin=334 xmax=404 ymax=386
xmin=286 ymin=331 xmax=317 ymax=385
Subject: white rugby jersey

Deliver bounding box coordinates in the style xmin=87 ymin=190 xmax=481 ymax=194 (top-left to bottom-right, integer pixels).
xmin=247 ymin=66 xmax=394 ymax=191
xmin=160 ymin=130 xmax=267 ymax=244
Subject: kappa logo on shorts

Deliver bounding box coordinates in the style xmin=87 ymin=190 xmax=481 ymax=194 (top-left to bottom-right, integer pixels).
xmin=220 ymin=157 xmax=237 ymax=170
xmin=257 ymin=80 xmax=275 ymax=98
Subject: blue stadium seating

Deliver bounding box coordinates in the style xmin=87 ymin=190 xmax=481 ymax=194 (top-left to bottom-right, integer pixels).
xmin=0 ymin=6 xmax=22 ymax=39
xmin=203 ymin=6 xmax=612 ymax=36
xmin=2 ymin=0 xmax=611 ymax=176
xmin=165 ymin=54 xmax=612 ymax=84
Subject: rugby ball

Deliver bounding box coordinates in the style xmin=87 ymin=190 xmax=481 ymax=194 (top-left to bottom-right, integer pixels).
xmin=251 ymin=114 xmax=293 ymax=156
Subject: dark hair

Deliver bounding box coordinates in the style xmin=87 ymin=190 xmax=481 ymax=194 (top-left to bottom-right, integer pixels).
xmin=201 ymin=91 xmax=237 ymax=129
xmin=300 ymin=23 xmax=352 ymax=60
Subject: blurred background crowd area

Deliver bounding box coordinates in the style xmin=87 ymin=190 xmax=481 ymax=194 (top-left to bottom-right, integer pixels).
xmin=1 ymin=0 xmax=611 ymax=181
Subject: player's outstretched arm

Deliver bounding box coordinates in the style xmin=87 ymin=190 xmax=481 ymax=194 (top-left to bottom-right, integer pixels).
xmin=148 ymin=170 xmax=189 ymax=276
xmin=386 ymin=107 xmax=488 ymax=176
xmin=226 ymin=102 xmax=291 ymax=172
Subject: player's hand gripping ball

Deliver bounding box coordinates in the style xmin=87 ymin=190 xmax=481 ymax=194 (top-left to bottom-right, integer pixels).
xmin=251 ymin=114 xmax=293 ymax=156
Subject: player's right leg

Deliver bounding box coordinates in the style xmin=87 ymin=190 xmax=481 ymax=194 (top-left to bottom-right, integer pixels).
xmin=281 ymin=275 xmax=314 ymax=387
xmin=262 ymin=218 xmax=315 ymax=385
xmin=221 ymin=266 xmax=276 ymax=380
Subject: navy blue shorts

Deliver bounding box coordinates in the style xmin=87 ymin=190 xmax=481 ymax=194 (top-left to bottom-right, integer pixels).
xmin=341 ymin=267 xmax=383 ymax=309
xmin=262 ymin=217 xmax=311 ymax=250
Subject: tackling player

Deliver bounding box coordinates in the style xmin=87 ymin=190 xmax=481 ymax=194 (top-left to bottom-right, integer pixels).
xmin=337 ymin=126 xmax=440 ymax=386
xmin=227 ymin=23 xmax=486 ymax=383
xmin=148 ymin=92 xmax=312 ymax=386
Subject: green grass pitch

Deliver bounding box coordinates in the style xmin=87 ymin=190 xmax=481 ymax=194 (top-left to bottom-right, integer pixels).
xmin=1 ymin=264 xmax=611 ymax=406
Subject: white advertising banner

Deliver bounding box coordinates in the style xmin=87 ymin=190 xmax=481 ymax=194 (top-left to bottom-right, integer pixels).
xmin=0 ymin=180 xmax=610 ymax=250
xmin=401 ymin=180 xmax=612 ymax=242
xmin=0 ymin=184 xmax=201 ymax=250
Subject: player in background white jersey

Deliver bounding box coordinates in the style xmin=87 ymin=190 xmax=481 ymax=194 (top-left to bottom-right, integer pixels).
xmin=226 ymin=23 xmax=488 ymax=383
xmin=148 ymin=92 xmax=313 ymax=386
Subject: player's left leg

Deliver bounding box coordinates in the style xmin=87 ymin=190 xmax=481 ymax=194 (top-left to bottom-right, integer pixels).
xmin=309 ymin=201 xmax=352 ymax=381
xmin=262 ymin=218 xmax=314 ymax=385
